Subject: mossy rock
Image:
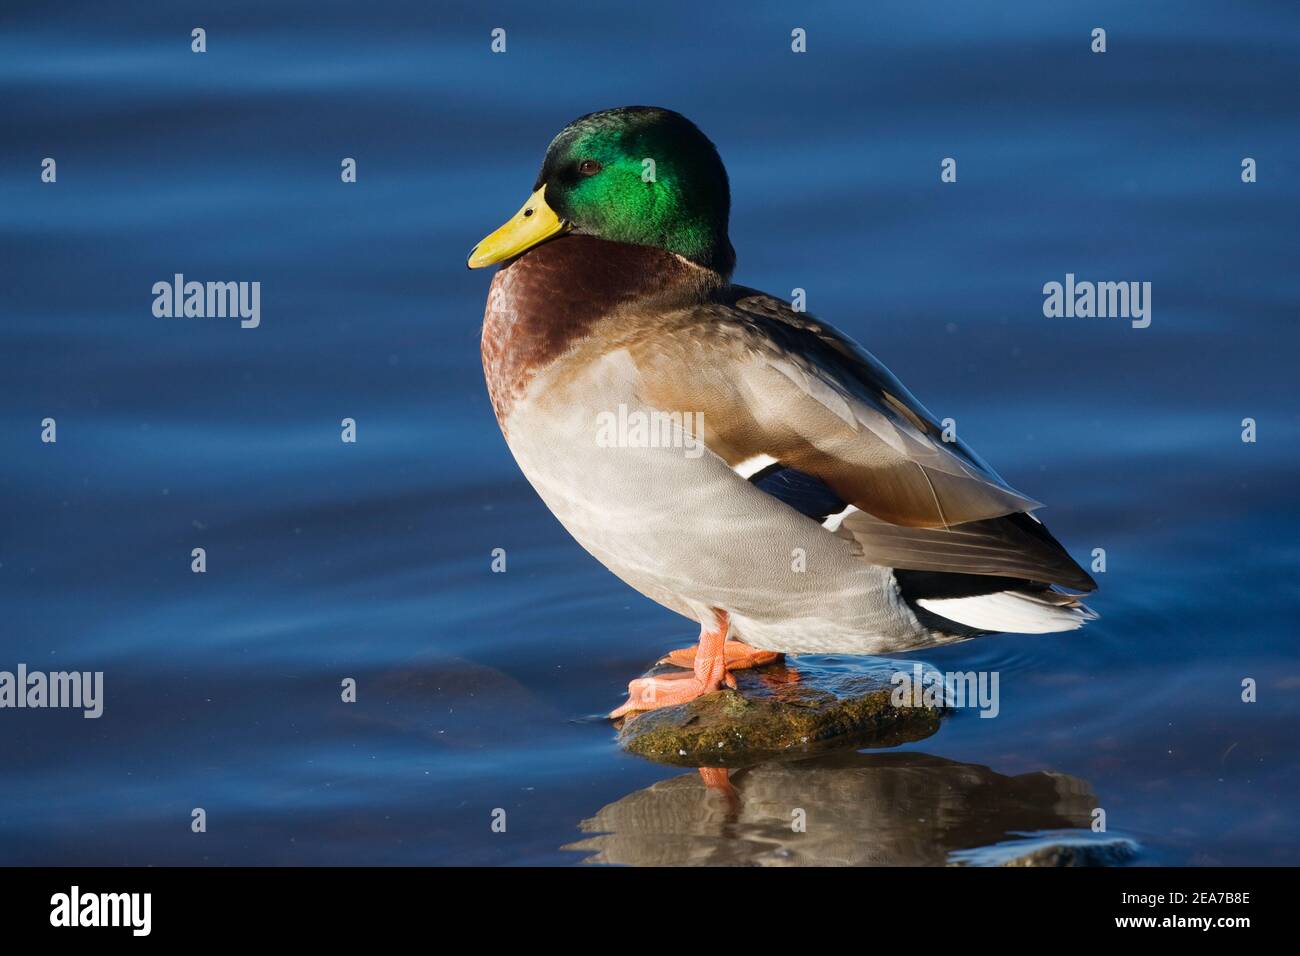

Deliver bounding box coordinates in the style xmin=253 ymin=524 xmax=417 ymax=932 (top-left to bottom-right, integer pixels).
xmin=616 ymin=657 xmax=943 ymax=767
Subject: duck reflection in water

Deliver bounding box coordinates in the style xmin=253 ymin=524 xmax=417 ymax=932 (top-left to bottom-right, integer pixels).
xmin=567 ymin=751 xmax=1109 ymax=867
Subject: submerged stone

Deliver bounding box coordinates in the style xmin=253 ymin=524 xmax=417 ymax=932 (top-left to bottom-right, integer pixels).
xmin=615 ymin=656 xmax=943 ymax=766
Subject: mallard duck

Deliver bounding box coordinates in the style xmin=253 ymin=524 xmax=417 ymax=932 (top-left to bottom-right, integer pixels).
xmin=468 ymin=107 xmax=1096 ymax=719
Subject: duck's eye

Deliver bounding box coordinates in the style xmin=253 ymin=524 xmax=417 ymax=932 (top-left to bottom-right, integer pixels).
xmin=578 ymin=159 xmax=602 ymax=176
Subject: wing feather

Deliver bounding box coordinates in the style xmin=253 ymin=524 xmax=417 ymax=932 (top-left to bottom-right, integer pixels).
xmin=630 ymin=289 xmax=1041 ymax=529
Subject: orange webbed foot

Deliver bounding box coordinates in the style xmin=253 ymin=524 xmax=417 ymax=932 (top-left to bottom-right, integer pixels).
xmin=610 ymin=610 xmax=735 ymax=719
xmin=660 ymin=640 xmax=782 ymax=672
xmin=609 ymin=671 xmax=724 ymax=719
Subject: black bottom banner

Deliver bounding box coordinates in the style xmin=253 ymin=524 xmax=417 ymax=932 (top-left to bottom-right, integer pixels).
xmin=0 ymin=865 xmax=1282 ymax=941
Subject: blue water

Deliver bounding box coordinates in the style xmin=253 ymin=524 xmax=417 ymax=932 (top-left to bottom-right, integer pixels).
xmin=2 ymin=0 xmax=1298 ymax=865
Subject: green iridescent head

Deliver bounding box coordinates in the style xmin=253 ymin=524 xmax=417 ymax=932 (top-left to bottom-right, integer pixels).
xmin=468 ymin=107 xmax=735 ymax=275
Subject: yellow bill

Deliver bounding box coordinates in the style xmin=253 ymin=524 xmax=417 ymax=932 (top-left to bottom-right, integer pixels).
xmin=467 ymin=186 xmax=569 ymax=268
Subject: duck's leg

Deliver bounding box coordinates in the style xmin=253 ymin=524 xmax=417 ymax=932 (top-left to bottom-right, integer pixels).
xmin=610 ymin=610 xmax=731 ymax=718
xmin=697 ymin=767 xmax=738 ymax=805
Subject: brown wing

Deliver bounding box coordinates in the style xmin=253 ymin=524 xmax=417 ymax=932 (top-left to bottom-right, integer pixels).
xmin=629 ymin=289 xmax=1041 ymax=530
xmin=623 ymin=289 xmax=1093 ymax=592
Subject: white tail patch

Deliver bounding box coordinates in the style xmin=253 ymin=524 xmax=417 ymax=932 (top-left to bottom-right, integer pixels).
xmin=732 ymin=453 xmax=779 ymax=479
xmin=918 ymin=590 xmax=1097 ymax=634
xmin=822 ymin=503 xmax=858 ymax=532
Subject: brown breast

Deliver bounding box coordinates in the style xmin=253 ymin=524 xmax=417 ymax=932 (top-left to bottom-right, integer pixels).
xmin=480 ymin=235 xmax=721 ymax=428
